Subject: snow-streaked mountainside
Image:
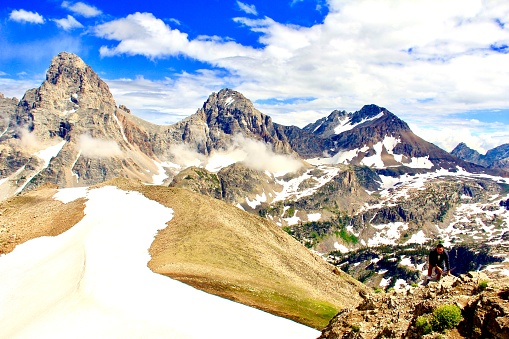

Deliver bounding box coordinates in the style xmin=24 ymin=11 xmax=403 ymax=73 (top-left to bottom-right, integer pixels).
xmin=3 ymin=52 xmax=509 ymax=335
xmin=0 ymin=185 xmax=319 ymax=338
xmin=1 ymin=52 xmax=503 ymax=202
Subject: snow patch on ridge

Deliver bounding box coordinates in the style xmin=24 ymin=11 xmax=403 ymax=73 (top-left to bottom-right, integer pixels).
xmin=0 ymin=186 xmax=318 ymax=338
xmin=224 ymin=97 xmax=235 ymax=106
xmin=307 ymin=135 xmax=434 ymax=170
xmin=113 ymin=112 xmax=129 ymax=144
xmin=151 ymin=160 xmax=169 ymax=185
xmin=368 ymin=222 xmax=408 ymax=246
xmin=15 ymin=140 xmax=67 ymax=195
xmin=246 ymin=192 xmax=267 ymax=209
xmin=0 ymin=126 xmax=9 ymax=139
xmin=334 ymin=112 xmax=384 ymax=135
xmin=273 ymin=166 xmax=341 ymax=202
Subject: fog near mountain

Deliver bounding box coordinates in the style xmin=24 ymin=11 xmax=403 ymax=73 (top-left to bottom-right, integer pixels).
xmin=78 ymin=134 xmax=123 ymax=158
xmin=18 ymin=128 xmax=40 ymax=151
xmin=226 ymin=134 xmax=303 ymax=174
xmin=169 ymin=134 xmax=303 ymax=175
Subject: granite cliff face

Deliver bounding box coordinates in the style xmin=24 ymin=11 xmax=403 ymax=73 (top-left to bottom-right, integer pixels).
xmin=195 ymin=89 xmax=295 ymax=155
xmin=0 ymin=52 xmax=171 ymax=199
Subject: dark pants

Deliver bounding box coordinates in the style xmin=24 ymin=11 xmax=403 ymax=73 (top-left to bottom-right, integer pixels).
xmin=427 ymin=265 xmax=444 ymax=280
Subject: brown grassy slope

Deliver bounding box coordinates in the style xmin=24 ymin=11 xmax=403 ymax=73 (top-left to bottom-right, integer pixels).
xmin=1 ymin=178 xmax=368 ymax=329
xmin=107 ymin=178 xmax=368 ymax=329
xmin=0 ymin=183 xmax=86 ymax=255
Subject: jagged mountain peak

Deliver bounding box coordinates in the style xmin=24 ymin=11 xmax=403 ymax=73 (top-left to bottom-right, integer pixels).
xmin=303 ymin=104 xmax=409 ymax=142
xmin=452 ymin=142 xmax=509 ymax=170
xmin=47 ymin=52 xmax=88 ymax=83
xmin=213 ymin=88 xmax=249 ymax=106
xmin=202 ymin=88 xmax=258 ymax=119
xmin=356 ymin=104 xmax=385 ymax=118
xmin=193 ymin=88 xmax=295 ymax=155
xmin=451 ymin=142 xmax=480 ymax=159
xmin=36 ymin=51 xmax=116 ymax=112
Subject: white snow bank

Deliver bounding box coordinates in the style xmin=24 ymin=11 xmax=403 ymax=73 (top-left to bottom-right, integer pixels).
xmin=333 ymin=242 xmax=349 ymax=253
xmin=405 ymin=230 xmax=428 ymax=245
xmin=0 ymin=186 xmax=318 ymax=339
xmin=35 ymin=140 xmax=67 ymax=167
xmin=53 ymin=187 xmax=89 ymax=203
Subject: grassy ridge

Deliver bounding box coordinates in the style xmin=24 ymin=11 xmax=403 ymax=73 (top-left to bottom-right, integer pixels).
xmin=106 ymin=178 xmax=368 ymax=330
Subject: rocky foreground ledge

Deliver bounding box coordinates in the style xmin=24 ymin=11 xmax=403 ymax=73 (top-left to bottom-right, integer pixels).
xmin=319 ymin=272 xmax=509 ymax=338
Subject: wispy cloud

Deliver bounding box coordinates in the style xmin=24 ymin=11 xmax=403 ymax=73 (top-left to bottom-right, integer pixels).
xmin=236 ymin=1 xmax=258 ymax=15
xmin=230 ymin=134 xmax=303 ymax=174
xmin=78 ymin=134 xmax=123 ymax=158
xmin=5 ymin=0 xmax=509 ymax=152
xmin=53 ymin=15 xmax=84 ymax=31
xmin=62 ymin=1 xmax=102 ymax=18
xmin=9 ymin=9 xmax=44 ymax=24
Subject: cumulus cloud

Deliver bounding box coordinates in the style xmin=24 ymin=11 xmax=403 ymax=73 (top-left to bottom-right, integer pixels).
xmin=6 ymin=1 xmax=509 ymax=156
xmin=166 ymin=135 xmax=302 ymax=174
xmin=93 ymin=12 xmax=260 ymax=61
xmin=410 ymin=119 xmax=509 ymax=154
xmin=92 ymin=1 xmax=509 ymax=147
xmin=62 ymin=1 xmax=102 ymax=18
xmin=78 ymin=134 xmax=123 ymax=158
xmin=9 ymin=9 xmax=44 ymax=24
xmin=53 ymin=15 xmax=83 ymax=31
xmin=236 ymin=1 xmax=257 ymax=15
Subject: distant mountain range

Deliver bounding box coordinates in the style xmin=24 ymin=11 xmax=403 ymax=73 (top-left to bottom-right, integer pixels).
xmin=452 ymin=142 xmax=509 ymax=170
xmin=1 ymin=52 xmax=505 ymax=201
xmin=2 ymin=52 xmax=509 ymax=336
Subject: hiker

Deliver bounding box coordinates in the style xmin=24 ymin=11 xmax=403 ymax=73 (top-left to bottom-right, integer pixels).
xmin=426 ymin=243 xmax=450 ymax=283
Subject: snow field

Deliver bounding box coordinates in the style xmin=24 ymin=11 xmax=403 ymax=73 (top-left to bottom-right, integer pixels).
xmin=0 ymin=186 xmax=319 ymax=339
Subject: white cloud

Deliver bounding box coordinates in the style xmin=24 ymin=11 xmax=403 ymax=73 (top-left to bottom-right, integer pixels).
xmin=236 ymin=1 xmax=258 ymax=15
xmin=62 ymin=1 xmax=102 ymax=18
xmin=94 ymin=12 xmax=259 ymax=61
xmin=229 ymin=134 xmax=303 ymax=174
xmin=53 ymin=15 xmax=83 ymax=31
xmin=19 ymin=128 xmax=40 ymax=152
xmin=78 ymin=134 xmax=123 ymax=158
xmin=105 ymin=72 xmax=230 ymax=125
xmin=7 ymin=0 xmax=509 ymax=151
xmin=167 ymin=143 xmax=206 ymax=167
xmin=410 ymin=120 xmax=509 ymax=154
xmin=9 ymin=9 xmax=44 ymax=24
xmin=0 ymin=77 xmax=42 ymax=100
xmin=92 ymin=2 xmax=509 ymax=131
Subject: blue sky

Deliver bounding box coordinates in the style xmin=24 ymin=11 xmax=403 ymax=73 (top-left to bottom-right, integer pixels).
xmin=1 ymin=0 xmax=509 ymax=153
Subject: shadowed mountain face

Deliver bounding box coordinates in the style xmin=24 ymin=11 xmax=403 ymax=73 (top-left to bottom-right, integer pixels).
xmin=452 ymin=142 xmax=509 ymax=170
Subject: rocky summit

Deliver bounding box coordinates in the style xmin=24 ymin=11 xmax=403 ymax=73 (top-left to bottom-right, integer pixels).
xmin=318 ymin=272 xmax=509 ymax=338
